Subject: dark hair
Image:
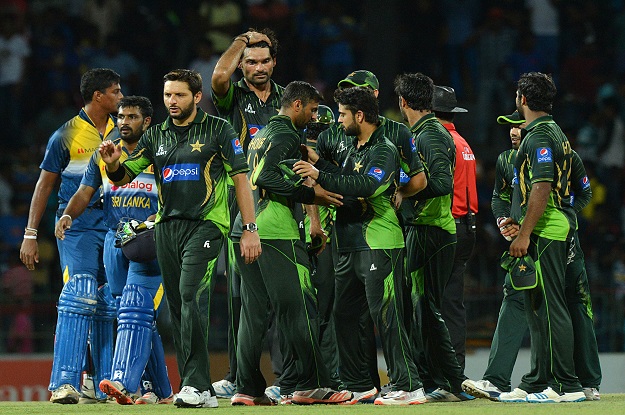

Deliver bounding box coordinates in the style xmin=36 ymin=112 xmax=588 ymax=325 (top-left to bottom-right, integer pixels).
xmin=248 ymin=27 xmax=278 ymax=58
xmin=434 ymin=111 xmax=455 ymax=122
xmin=281 ymin=81 xmax=323 ymax=108
xmin=80 ymin=68 xmax=121 ymax=103
xmin=118 ymin=96 xmax=153 ymax=118
xmin=517 ymin=72 xmax=556 ymax=113
xmin=394 ymin=72 xmax=434 ymax=111
xmin=163 ymin=69 xmax=202 ymax=96
xmin=334 ymin=87 xmax=379 ymax=123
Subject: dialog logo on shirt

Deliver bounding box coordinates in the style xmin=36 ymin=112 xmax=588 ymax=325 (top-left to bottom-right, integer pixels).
xmin=536 ymin=147 xmax=552 ymax=163
xmin=231 ymin=138 xmax=244 ymax=155
xmin=581 ymin=175 xmax=590 ymax=190
xmin=368 ymin=167 xmax=385 ymax=182
xmin=248 ymin=124 xmax=263 ymax=139
xmin=162 ymin=164 xmax=200 ymax=183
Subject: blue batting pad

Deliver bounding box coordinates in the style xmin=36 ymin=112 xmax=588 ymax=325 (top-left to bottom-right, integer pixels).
xmin=141 ymin=321 xmax=173 ymax=399
xmin=111 ymin=284 xmax=154 ymax=393
xmin=91 ymin=284 xmax=116 ymax=400
xmin=49 ymin=274 xmax=97 ymax=391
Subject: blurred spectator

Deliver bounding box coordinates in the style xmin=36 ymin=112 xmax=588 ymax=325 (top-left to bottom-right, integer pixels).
xmin=189 ymin=37 xmax=220 ymax=114
xmin=524 ymin=0 xmax=560 ymax=75
xmin=32 ymin=90 xmax=77 ymax=147
xmin=0 ymin=161 xmax=13 ymax=216
xmin=89 ymin=35 xmax=140 ymax=95
xmin=595 ymin=96 xmax=625 ymax=207
xmin=0 ymin=10 xmax=30 ymax=147
xmin=198 ymin=0 xmax=242 ymax=54
xmin=504 ymin=34 xmax=548 ymax=84
xmin=1 ymin=251 xmax=34 ymax=353
xmin=82 ymin=0 xmax=122 ymax=47
xmin=469 ymin=7 xmax=517 ymax=144
xmin=317 ymin=3 xmax=359 ymax=87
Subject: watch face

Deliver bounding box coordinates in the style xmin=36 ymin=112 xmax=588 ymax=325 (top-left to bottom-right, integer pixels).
xmin=245 ymin=223 xmax=258 ymax=232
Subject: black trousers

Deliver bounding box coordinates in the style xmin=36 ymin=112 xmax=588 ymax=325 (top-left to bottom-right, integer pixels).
xmin=441 ymin=219 xmax=475 ymax=372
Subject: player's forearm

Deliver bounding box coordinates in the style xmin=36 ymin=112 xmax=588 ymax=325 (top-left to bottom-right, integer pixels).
xmin=232 ymin=173 xmax=257 ymax=225
xmin=105 ymin=163 xmax=132 ymax=186
xmin=27 ymin=171 xmax=58 ymax=229
xmin=63 ymin=185 xmax=97 ymax=220
xmin=212 ymin=41 xmax=246 ymax=97
xmin=400 ymin=172 xmax=427 ymax=198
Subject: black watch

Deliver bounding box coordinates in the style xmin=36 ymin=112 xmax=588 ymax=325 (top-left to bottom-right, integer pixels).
xmin=243 ymin=222 xmax=258 ymax=233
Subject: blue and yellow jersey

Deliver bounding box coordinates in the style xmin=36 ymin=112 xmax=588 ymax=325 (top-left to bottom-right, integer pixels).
xmin=81 ymin=138 xmax=158 ymax=229
xmin=40 ymin=109 xmax=119 ymax=209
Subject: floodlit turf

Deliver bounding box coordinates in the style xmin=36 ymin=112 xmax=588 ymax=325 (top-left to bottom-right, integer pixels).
xmin=0 ymin=395 xmax=624 ymax=415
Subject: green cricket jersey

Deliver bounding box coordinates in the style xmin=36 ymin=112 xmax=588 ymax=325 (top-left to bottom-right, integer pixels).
xmin=402 ymin=114 xmax=456 ymax=233
xmin=316 ymin=115 xmax=423 ymax=177
xmin=316 ymin=126 xmax=404 ymax=253
xmin=232 ymin=115 xmax=315 ymax=240
xmin=511 ymin=115 xmax=576 ymax=241
xmin=212 ymin=78 xmax=284 ymax=154
xmin=492 ymin=148 xmax=517 ymax=220
xmin=121 ymin=108 xmax=248 ymax=232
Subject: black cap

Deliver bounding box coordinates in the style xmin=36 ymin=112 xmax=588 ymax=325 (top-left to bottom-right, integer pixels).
xmin=432 ymin=86 xmax=467 ymax=113
xmin=497 ymin=110 xmax=525 ymax=125
xmin=338 ymin=70 xmax=379 ymax=90
xmin=500 ymin=252 xmax=537 ymax=290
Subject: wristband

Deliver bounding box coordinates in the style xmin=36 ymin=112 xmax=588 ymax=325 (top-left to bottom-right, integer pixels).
xmin=25 ymin=227 xmax=38 ymax=234
xmin=234 ymin=37 xmax=248 ymax=45
xmin=23 ymin=234 xmax=37 ymax=240
xmin=106 ymin=164 xmax=126 ymax=182
xmin=60 ymin=214 xmax=72 ymax=221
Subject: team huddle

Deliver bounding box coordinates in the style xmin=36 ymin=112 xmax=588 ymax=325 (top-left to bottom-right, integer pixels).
xmin=19 ymin=28 xmax=601 ymax=407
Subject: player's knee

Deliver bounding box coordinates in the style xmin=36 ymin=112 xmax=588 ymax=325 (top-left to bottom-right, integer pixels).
xmin=58 ymin=274 xmax=98 ymax=315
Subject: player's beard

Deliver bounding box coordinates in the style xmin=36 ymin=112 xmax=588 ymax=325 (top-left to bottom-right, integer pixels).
xmin=399 ymin=106 xmax=408 ymax=123
xmin=516 ymin=96 xmax=525 ymax=119
xmin=170 ymin=101 xmax=195 ymax=121
xmin=343 ymin=116 xmax=359 ymax=137
xmin=120 ymin=128 xmax=141 ymax=144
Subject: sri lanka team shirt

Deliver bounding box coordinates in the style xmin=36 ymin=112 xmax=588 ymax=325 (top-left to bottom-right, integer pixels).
xmin=40 ymin=108 xmax=119 ymax=209
xmin=81 ymin=138 xmax=158 ymax=229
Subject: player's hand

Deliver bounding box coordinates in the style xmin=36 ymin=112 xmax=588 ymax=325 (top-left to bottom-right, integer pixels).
xmin=509 ymin=233 xmax=529 ymax=258
xmin=304 ymin=145 xmax=319 ymax=164
xmin=293 ymin=160 xmax=320 ymax=180
xmin=313 ymin=184 xmax=343 ymax=207
xmin=245 ymin=30 xmax=271 ymax=47
xmin=393 ymin=188 xmax=405 ymax=210
xmin=54 ymin=216 xmax=72 ymax=240
xmin=498 ymin=217 xmax=519 ymax=241
xmin=309 ymin=225 xmax=327 ymax=256
xmin=99 ymin=140 xmax=123 ymax=168
xmin=240 ymin=229 xmax=262 ymax=264
xmin=20 ymin=239 xmax=39 ymax=271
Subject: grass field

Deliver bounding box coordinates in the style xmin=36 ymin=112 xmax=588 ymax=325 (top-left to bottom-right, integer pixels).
xmin=1 ymin=395 xmax=624 ymax=415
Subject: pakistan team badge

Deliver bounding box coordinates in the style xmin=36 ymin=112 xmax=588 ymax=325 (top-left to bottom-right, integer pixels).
xmin=190 ymin=140 xmax=204 ymax=152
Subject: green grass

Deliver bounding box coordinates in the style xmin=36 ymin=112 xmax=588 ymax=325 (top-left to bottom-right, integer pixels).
xmin=1 ymin=395 xmax=624 ymax=415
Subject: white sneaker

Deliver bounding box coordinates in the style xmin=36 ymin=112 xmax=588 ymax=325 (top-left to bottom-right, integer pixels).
xmin=50 ymin=384 xmax=81 ymax=404
xmin=462 ymin=379 xmax=502 ymax=401
xmin=341 ymin=387 xmax=378 ymax=405
xmin=499 ymin=387 xmax=529 ymax=402
xmin=526 ymin=387 xmax=586 ymax=403
xmin=212 ymin=379 xmax=236 ymax=399
xmin=583 ymin=387 xmax=600 ymax=401
xmin=174 ymin=386 xmax=218 ymax=408
xmin=79 ymin=374 xmax=107 ymax=404
xmin=374 ymin=388 xmax=427 ymax=405
xmin=265 ymin=385 xmax=281 ymax=401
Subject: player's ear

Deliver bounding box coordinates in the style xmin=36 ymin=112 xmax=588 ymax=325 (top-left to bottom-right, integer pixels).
xmin=194 ymin=91 xmax=202 ymax=104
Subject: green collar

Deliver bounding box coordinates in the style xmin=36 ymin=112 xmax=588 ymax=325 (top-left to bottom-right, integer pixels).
xmin=524 ymin=114 xmax=554 ymax=131
xmin=161 ymin=107 xmax=207 ymax=131
xmin=409 ymin=113 xmax=436 ymax=133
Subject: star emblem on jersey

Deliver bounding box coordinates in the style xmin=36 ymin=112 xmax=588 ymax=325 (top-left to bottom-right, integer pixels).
xmin=518 ymin=264 xmax=527 ymax=272
xmin=190 ymin=140 xmax=204 ymax=152
xmin=354 ymin=161 xmax=363 ymax=172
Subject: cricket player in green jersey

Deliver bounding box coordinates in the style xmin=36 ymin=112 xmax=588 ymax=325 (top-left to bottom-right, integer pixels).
xmin=99 ymin=69 xmax=261 ymax=408
xmin=500 ymin=72 xmax=585 ymax=403
xmin=305 ymin=70 xmax=427 ymax=395
xmin=211 ymin=28 xmax=285 ymax=398
xmin=465 ymin=109 xmax=601 ymax=402
xmin=294 ymin=87 xmax=425 ymax=406
xmin=395 ymin=73 xmax=471 ymax=402
xmin=229 ymin=81 xmax=350 ymax=406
